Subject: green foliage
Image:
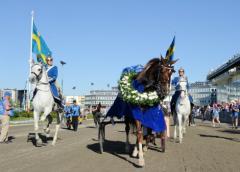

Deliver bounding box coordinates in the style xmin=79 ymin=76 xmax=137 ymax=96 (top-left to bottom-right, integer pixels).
xmin=12 ymin=110 xmax=58 ymax=119
xmin=13 ymin=110 xmax=33 ymax=118
xmin=87 ymin=113 xmax=93 ymax=119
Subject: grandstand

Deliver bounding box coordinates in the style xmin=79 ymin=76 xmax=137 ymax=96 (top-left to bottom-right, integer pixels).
xmin=207 ymin=53 xmax=240 ymax=103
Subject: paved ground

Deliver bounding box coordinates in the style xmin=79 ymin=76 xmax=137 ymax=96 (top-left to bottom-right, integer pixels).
xmin=0 ymin=119 xmax=239 ymax=172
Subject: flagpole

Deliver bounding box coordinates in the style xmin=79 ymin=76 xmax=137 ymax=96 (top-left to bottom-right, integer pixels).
xmin=27 ymin=10 xmax=34 ymax=111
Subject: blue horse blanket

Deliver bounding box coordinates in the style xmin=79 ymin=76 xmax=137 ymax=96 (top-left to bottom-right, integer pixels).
xmin=106 ymin=65 xmax=166 ymax=132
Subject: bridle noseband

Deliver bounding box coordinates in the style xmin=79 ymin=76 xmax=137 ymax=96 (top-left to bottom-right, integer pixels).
xmin=31 ymin=64 xmax=46 ymax=84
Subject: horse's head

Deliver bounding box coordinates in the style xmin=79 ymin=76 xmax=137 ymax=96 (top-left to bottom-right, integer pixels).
xmin=29 ymin=63 xmax=43 ymax=84
xmin=137 ymin=56 xmax=177 ymax=99
xmin=179 ymin=77 xmax=188 ymax=91
xmin=158 ymin=56 xmax=177 ymax=96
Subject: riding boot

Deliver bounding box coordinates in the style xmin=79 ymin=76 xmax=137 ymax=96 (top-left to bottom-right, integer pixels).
xmin=55 ymin=98 xmax=64 ymax=113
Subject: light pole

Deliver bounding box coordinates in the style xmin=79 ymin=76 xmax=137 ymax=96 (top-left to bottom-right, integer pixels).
xmin=60 ymin=60 xmax=66 ymax=94
xmin=24 ymin=80 xmax=28 ymax=111
xmin=72 ymin=86 xmax=76 ymax=102
xmin=90 ymin=82 xmax=94 ymax=113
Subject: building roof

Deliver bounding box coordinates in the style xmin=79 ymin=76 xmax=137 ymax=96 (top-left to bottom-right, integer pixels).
xmin=207 ymin=54 xmax=240 ymax=80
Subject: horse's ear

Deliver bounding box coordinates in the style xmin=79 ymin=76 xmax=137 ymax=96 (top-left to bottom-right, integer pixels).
xmin=160 ymin=55 xmax=164 ymax=61
xmin=160 ymin=55 xmax=167 ymax=65
xmin=169 ymin=59 xmax=178 ymax=66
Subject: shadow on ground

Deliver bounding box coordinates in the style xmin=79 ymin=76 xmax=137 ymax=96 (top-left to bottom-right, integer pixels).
xmin=27 ymin=133 xmax=53 ymax=147
xmin=87 ymin=139 xmax=142 ymax=168
xmin=8 ymin=136 xmax=16 ymax=142
xmin=219 ymin=129 xmax=240 ymax=134
xmin=86 ymin=126 xmax=97 ymax=129
xmin=199 ymin=134 xmax=240 ymax=143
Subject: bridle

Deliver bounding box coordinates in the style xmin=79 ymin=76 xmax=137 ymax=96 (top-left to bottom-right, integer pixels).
xmin=31 ymin=64 xmax=48 ymax=85
xmin=155 ymin=64 xmax=175 ymax=96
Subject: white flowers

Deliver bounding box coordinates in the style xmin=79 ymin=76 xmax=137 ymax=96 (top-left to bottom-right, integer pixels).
xmin=119 ymin=72 xmax=160 ymax=106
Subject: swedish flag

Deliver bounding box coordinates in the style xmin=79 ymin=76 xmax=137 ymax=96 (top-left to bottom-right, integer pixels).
xmin=32 ymin=22 xmax=52 ymax=64
xmin=165 ymin=36 xmax=175 ymax=61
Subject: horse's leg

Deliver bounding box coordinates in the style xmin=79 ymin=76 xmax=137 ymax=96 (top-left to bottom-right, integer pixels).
xmin=160 ymin=131 xmax=166 ymax=152
xmin=164 ymin=116 xmax=170 ymax=138
xmin=136 ymin=120 xmax=144 ymax=167
xmin=131 ymin=118 xmax=139 ymax=157
xmin=132 ymin=139 xmax=139 ymax=157
xmin=40 ymin=111 xmax=48 ymax=122
xmin=143 ymin=128 xmax=151 ymax=152
xmin=182 ymin=115 xmax=187 ymax=135
xmin=125 ymin=117 xmax=130 ymax=153
xmin=33 ymin=110 xmax=40 ymax=145
xmin=173 ymin=112 xmax=177 ymax=141
xmin=52 ymin=111 xmax=63 ymax=146
xmin=44 ymin=115 xmax=52 ymax=138
xmin=178 ymin=113 xmax=183 ymax=143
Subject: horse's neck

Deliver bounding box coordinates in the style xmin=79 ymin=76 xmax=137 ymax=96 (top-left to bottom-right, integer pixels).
xmin=178 ymin=91 xmax=188 ymax=103
xmin=40 ymin=69 xmax=49 ymax=83
xmin=37 ymin=70 xmax=50 ymax=91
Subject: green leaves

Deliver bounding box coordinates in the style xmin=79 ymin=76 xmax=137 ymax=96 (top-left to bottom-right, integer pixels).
xmin=119 ymin=72 xmax=160 ymax=107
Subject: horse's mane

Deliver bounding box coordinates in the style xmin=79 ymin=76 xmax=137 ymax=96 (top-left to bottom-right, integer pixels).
xmin=136 ymin=58 xmax=161 ymax=90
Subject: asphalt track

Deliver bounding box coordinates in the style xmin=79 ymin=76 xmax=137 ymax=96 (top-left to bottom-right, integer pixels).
xmin=0 ymin=119 xmax=239 ymax=172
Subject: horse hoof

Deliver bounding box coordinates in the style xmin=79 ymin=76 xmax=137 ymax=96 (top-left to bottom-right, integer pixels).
xmin=34 ymin=138 xmax=41 ymax=147
xmin=132 ymin=149 xmax=138 ymax=157
xmin=138 ymin=158 xmax=145 ymax=167
xmin=143 ymin=146 xmax=148 ymax=152
xmin=44 ymin=128 xmax=50 ymax=134
xmin=52 ymin=142 xmax=56 ymax=146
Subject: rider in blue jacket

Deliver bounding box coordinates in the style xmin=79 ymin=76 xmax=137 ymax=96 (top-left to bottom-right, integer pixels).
xmin=170 ymin=68 xmax=193 ymax=113
xmin=46 ymin=56 xmax=64 ymax=110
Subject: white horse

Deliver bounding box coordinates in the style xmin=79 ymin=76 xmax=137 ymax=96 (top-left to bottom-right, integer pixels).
xmin=173 ymin=79 xmax=191 ymax=143
xmin=29 ymin=63 xmax=63 ymax=146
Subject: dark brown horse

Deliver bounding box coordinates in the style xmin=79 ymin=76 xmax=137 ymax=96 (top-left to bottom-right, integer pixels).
xmin=124 ymin=56 xmax=176 ymax=167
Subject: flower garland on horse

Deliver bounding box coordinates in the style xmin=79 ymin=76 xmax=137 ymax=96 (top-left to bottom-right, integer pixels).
xmin=119 ymin=66 xmax=160 ymax=107
xmin=107 ymin=56 xmax=176 ymax=132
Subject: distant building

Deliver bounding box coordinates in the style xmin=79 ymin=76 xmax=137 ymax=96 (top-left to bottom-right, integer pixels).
xmin=207 ymin=53 xmax=240 ymax=103
xmin=84 ymin=87 xmax=118 ymax=110
xmin=0 ymin=89 xmax=27 ymax=108
xmin=65 ymin=95 xmax=85 ymax=107
xmin=189 ymin=82 xmax=212 ymax=106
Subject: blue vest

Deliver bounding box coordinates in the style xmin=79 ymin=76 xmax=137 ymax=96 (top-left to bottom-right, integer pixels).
xmin=47 ymin=65 xmax=60 ymax=100
xmin=64 ymin=106 xmax=72 ymax=118
xmin=0 ymin=98 xmax=14 ymax=116
xmin=71 ymin=105 xmax=80 ymax=117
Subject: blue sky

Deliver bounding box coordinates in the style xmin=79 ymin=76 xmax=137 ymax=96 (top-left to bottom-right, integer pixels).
xmin=0 ymin=0 xmax=239 ymax=95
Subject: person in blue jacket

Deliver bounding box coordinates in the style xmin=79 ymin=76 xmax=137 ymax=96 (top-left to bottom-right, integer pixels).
xmin=46 ymin=56 xmax=64 ymax=110
xmin=170 ymin=67 xmax=193 ymax=113
xmin=0 ymin=92 xmax=14 ymax=143
xmin=64 ymin=102 xmax=72 ymax=130
xmin=71 ymin=100 xmax=81 ymax=131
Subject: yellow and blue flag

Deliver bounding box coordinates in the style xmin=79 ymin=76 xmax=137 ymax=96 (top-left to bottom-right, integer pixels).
xmin=165 ymin=36 xmax=175 ymax=61
xmin=32 ymin=22 xmax=52 ymax=64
